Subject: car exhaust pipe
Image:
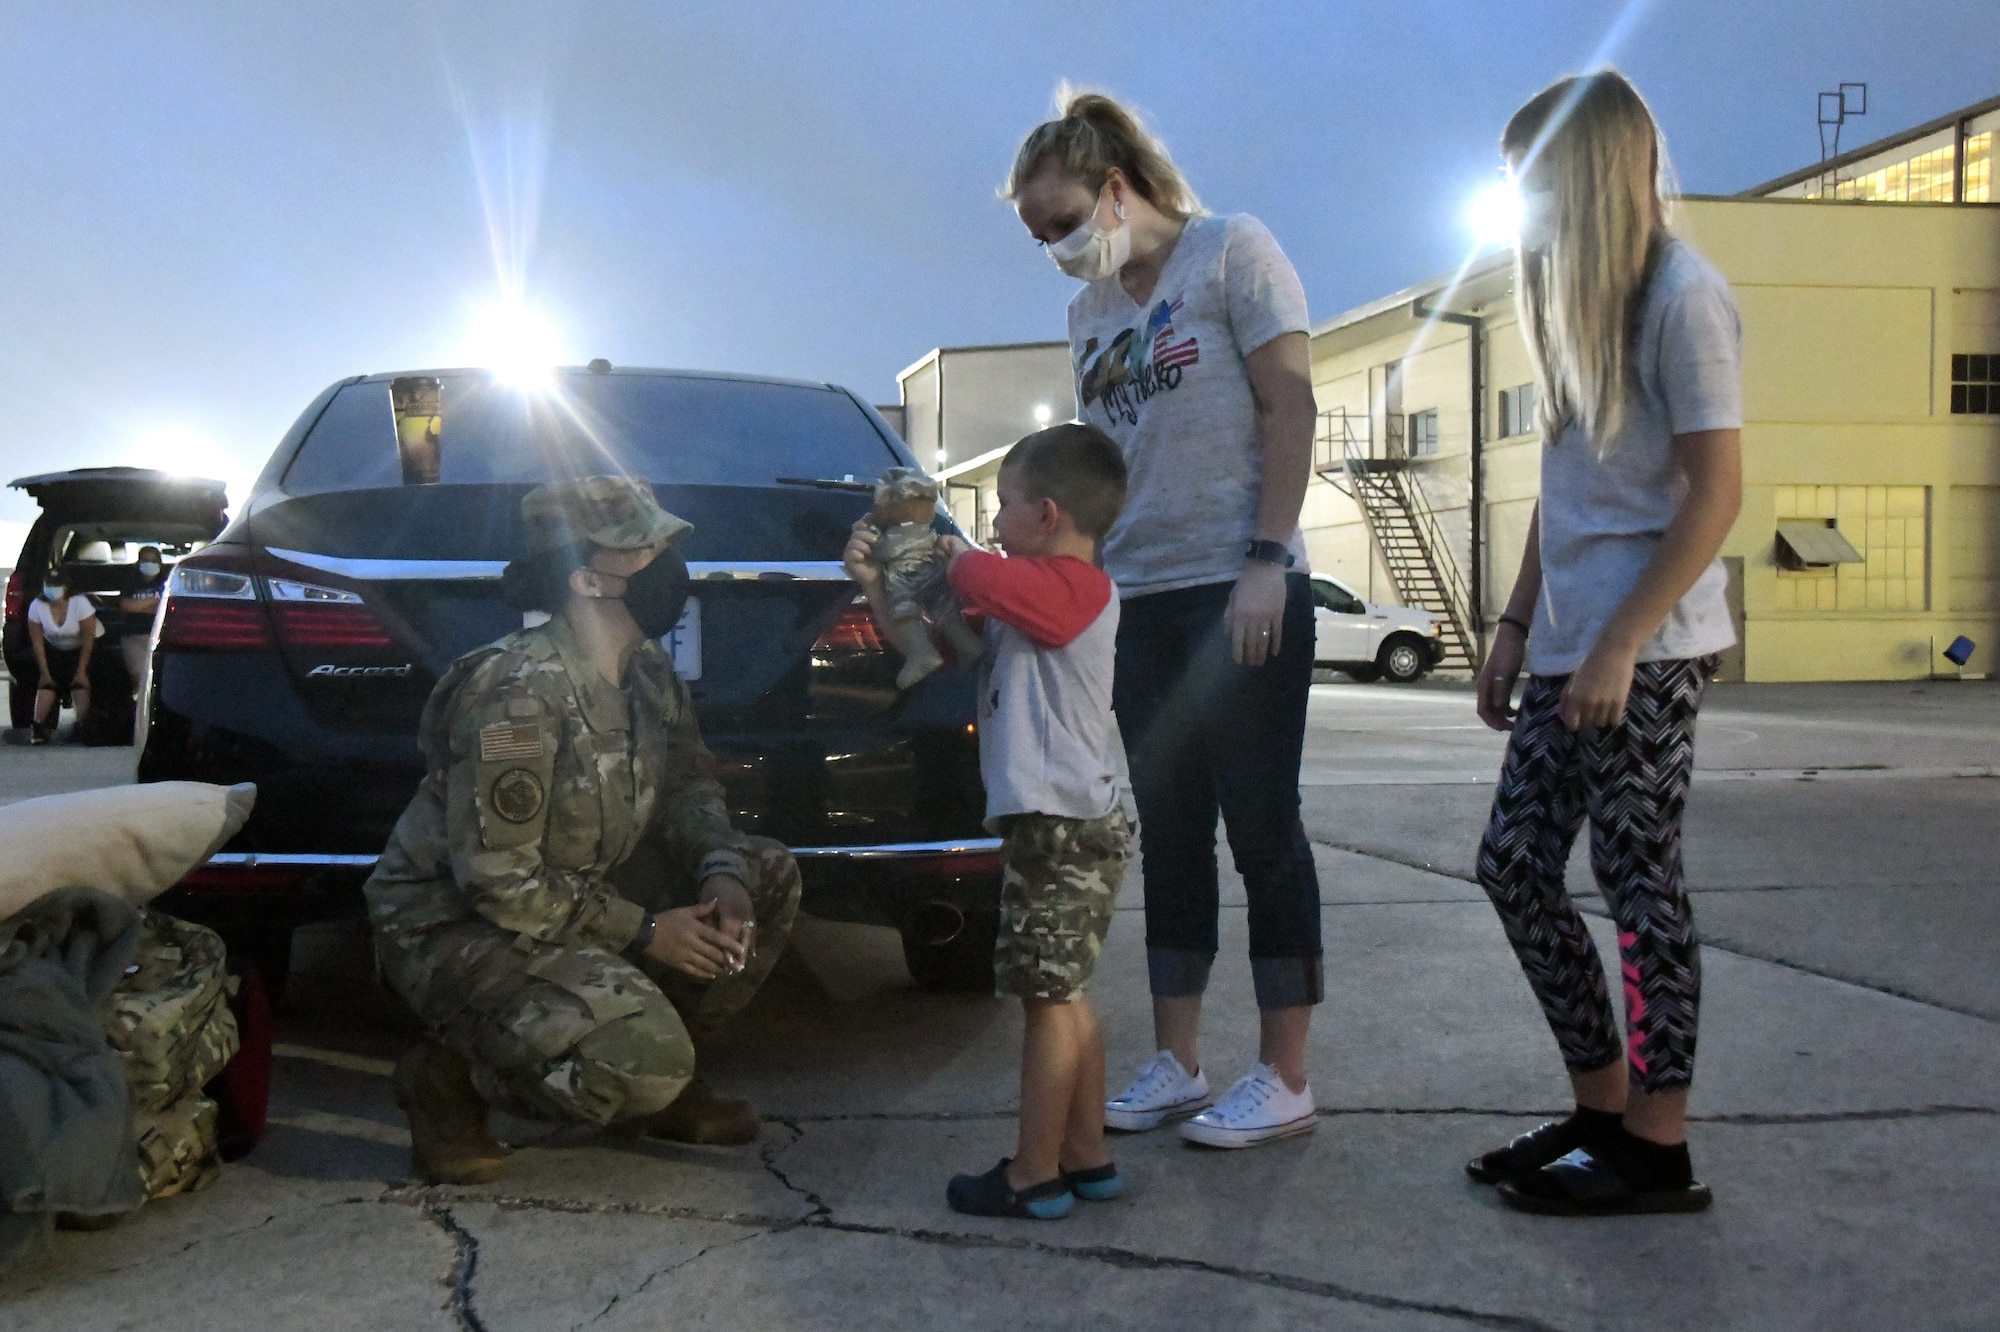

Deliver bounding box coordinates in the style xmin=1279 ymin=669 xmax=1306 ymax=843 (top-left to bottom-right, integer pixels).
xmin=909 ymin=899 xmax=966 ymax=949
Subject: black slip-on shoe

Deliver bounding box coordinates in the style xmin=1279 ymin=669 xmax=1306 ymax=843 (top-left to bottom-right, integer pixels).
xmin=1062 ymin=1161 xmax=1123 ymax=1202
xmin=946 ymin=1158 xmax=1074 ymax=1220
xmin=1466 ymin=1116 xmax=1594 ymax=1185
xmin=1497 ymin=1148 xmax=1713 ymax=1216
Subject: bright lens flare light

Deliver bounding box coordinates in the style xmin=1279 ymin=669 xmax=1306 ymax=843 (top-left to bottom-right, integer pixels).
xmin=1467 ymin=181 xmax=1524 ymax=251
xmin=466 ymin=301 xmax=561 ymax=389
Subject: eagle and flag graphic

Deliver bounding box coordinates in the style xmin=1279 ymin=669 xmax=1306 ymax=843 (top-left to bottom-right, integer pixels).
xmin=1079 ymin=293 xmax=1200 ymax=426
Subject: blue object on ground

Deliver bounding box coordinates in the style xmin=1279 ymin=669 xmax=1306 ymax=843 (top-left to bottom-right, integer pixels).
xmin=1944 ymin=636 xmax=1975 ymax=667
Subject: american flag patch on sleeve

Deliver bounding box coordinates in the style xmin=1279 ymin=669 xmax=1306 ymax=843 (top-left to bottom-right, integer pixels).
xmin=479 ymin=721 xmax=545 ymax=763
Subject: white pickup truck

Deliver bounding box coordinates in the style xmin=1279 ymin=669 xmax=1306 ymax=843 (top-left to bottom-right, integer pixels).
xmin=1307 ymin=575 xmax=1445 ymax=683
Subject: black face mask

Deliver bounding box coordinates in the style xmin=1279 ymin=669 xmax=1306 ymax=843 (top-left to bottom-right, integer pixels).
xmin=620 ymin=550 xmax=690 ymax=640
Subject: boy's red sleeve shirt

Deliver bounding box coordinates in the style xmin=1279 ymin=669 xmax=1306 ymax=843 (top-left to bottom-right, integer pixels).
xmin=947 ymin=550 xmax=1112 ymax=650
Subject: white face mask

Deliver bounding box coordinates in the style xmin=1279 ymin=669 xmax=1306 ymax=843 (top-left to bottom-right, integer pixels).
xmin=1047 ymin=190 xmax=1131 ymax=282
xmin=1516 ymin=188 xmax=1558 ymax=254
xmin=139 ymin=561 xmax=162 ymax=578
xmin=42 ymin=585 xmax=63 ymax=602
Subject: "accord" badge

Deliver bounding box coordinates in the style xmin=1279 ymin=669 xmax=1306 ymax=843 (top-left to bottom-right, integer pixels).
xmin=307 ymin=663 xmax=414 ymax=679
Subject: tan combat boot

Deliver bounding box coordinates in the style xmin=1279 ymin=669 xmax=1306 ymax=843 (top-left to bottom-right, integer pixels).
xmin=392 ymin=1041 xmax=509 ymax=1185
xmin=639 ymin=1078 xmax=761 ymax=1145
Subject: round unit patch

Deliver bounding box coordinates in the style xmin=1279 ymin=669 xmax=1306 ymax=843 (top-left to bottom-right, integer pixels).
xmin=490 ymin=768 xmax=546 ymax=824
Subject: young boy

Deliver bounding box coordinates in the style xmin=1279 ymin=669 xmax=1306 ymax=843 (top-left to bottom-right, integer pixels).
xmin=844 ymin=423 xmax=1133 ymax=1220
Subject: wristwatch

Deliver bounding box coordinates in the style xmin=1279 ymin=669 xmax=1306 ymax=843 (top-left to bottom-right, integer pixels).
xmin=624 ymin=912 xmax=658 ymax=960
xmin=1244 ymin=538 xmax=1296 ymax=568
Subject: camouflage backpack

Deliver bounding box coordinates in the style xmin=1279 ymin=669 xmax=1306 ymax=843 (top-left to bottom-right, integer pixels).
xmin=105 ymin=911 xmax=241 ymax=1199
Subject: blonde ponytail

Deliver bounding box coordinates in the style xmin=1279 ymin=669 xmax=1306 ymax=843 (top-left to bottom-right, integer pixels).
xmin=1503 ymin=69 xmax=1675 ymax=455
xmin=1005 ymin=85 xmax=1203 ymax=220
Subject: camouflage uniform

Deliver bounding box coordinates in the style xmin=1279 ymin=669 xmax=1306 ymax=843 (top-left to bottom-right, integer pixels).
xmin=364 ymin=477 xmax=800 ymax=1128
xmin=992 ymin=808 xmax=1132 ymax=1001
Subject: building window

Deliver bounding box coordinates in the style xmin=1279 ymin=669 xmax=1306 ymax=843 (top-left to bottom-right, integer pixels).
xmin=1802 ymin=130 xmax=1958 ymax=202
xmin=1407 ymin=409 xmax=1440 ymax=457
xmin=1770 ymin=485 xmax=1929 ymax=612
xmin=1497 ymin=383 xmax=1538 ymax=438
xmin=1775 ymin=520 xmax=1862 ymax=571
xmin=1967 ymin=129 xmax=1993 ymax=203
xmin=1952 ymin=354 xmax=2000 ymax=415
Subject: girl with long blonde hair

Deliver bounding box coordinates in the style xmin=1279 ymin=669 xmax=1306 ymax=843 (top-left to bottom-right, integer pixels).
xmin=1468 ymin=70 xmax=1742 ymax=1215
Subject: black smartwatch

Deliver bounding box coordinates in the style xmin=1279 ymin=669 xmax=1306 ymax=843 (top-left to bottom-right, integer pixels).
xmin=624 ymin=912 xmax=658 ymax=960
xmin=1244 ymin=538 xmax=1296 ymax=568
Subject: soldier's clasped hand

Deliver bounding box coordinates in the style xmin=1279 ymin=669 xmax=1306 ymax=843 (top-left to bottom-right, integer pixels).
xmin=646 ymin=900 xmax=743 ymax=980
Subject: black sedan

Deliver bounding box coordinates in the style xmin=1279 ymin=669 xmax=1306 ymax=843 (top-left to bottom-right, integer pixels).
xmin=141 ymin=365 xmax=997 ymax=993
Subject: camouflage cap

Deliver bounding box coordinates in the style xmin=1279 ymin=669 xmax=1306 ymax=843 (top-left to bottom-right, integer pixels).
xmin=521 ymin=475 xmax=692 ymax=553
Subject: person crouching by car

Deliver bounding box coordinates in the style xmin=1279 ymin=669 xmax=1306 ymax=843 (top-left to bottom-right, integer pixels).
xmin=363 ymin=475 xmax=801 ymax=1186
xmin=26 ymin=570 xmax=101 ymax=744
xmin=118 ymin=545 xmax=168 ymax=695
xmin=847 ymin=425 xmax=1135 ymax=1220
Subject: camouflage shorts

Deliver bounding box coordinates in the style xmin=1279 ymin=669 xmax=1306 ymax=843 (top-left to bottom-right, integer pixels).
xmin=993 ymin=808 xmax=1133 ymax=1000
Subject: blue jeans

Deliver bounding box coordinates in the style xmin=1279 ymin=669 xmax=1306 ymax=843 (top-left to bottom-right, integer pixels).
xmin=1113 ymin=573 xmax=1323 ymax=1010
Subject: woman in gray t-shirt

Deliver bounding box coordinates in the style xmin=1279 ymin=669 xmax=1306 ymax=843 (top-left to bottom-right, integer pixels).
xmin=1009 ymin=90 xmax=1324 ymax=1151
xmin=1466 ymin=72 xmax=1742 ymax=1217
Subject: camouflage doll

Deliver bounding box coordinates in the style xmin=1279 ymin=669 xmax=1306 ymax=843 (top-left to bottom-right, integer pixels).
xmin=862 ymin=466 xmax=983 ymax=689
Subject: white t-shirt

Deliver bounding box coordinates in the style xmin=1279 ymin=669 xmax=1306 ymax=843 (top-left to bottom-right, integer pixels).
xmin=28 ymin=595 xmax=103 ymax=651
xmin=1529 ymin=239 xmax=1742 ymax=676
xmin=1066 ymin=214 xmax=1312 ymax=598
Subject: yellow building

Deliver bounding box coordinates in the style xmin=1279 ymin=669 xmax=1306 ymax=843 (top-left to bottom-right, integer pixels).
xmin=1307 ymin=94 xmax=2000 ymax=681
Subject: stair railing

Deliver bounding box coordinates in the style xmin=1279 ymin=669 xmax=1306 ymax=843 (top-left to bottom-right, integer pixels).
xmin=1316 ymin=408 xmax=1480 ymax=668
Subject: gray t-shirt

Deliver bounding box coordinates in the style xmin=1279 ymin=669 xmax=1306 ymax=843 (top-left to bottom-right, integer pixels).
xmin=1530 ymin=239 xmax=1742 ymax=676
xmin=1067 ymin=214 xmax=1311 ymax=598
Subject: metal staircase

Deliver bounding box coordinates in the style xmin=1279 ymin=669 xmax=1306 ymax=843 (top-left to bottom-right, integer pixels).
xmin=1314 ymin=408 xmax=1479 ymax=670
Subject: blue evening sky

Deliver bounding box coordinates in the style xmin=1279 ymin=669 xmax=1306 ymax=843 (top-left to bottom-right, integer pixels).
xmin=0 ymin=1 xmax=1990 ymax=529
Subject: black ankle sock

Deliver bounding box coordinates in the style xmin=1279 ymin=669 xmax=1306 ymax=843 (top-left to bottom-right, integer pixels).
xmin=1572 ymin=1106 xmax=1623 ymax=1142
xmin=1599 ymin=1126 xmax=1693 ymax=1190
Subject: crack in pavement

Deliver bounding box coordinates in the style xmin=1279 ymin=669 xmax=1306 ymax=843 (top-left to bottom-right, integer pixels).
xmin=0 ymin=1208 xmax=293 ymax=1292
xmin=413 ymin=1197 xmax=488 ymax=1332
xmin=1307 ymin=835 xmax=2000 ymax=1025
xmin=754 ymin=1117 xmax=1557 ymax=1330
xmin=758 ymin=1118 xmax=834 ymax=1223
xmin=580 ymin=1227 xmax=774 ymax=1327
xmin=781 ymin=1103 xmax=2000 ymax=1126
xmin=365 ymin=1100 xmax=1994 ymax=1332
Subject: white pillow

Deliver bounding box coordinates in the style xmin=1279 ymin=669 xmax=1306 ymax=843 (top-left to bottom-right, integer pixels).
xmin=0 ymin=782 xmax=256 ymax=920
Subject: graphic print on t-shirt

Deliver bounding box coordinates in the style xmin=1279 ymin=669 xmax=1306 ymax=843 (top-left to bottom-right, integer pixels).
xmin=1077 ymin=294 xmax=1200 ymax=427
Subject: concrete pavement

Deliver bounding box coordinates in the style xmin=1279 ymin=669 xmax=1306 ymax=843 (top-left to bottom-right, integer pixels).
xmin=1 ymin=681 xmax=1996 ymax=1329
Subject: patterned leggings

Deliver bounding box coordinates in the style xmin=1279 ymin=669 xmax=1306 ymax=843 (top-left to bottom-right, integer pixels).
xmin=1475 ymin=656 xmax=1716 ymax=1093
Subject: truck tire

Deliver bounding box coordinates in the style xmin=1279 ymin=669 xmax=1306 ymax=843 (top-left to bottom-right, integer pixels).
xmin=1377 ymin=634 xmax=1432 ymax=684
xmin=901 ymin=901 xmax=998 ymax=993
xmin=221 ymin=926 xmax=294 ymax=1007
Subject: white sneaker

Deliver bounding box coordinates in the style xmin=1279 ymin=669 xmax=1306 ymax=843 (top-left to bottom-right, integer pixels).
xmin=1177 ymin=1064 xmax=1316 ymax=1148
xmin=1105 ymin=1050 xmax=1211 ymax=1131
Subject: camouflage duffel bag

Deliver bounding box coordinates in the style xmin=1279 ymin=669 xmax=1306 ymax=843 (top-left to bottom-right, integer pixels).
xmin=105 ymin=911 xmax=240 ymax=1114
xmin=135 ymin=1094 xmax=222 ymax=1201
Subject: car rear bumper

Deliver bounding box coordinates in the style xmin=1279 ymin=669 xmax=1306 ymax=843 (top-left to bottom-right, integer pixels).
xmin=171 ymin=837 xmax=1006 ymax=935
xmin=196 ymin=837 xmax=1003 ymax=871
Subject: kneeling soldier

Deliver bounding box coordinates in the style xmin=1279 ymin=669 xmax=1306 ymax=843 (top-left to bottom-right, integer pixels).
xmin=364 ymin=476 xmax=800 ymax=1184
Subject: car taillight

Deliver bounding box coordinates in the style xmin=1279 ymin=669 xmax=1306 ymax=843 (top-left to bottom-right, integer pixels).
xmin=159 ymin=549 xmax=273 ymax=650
xmin=265 ymin=579 xmax=395 ymax=649
xmin=813 ymin=597 xmax=885 ymax=653
xmin=3 ymin=569 xmax=22 ymax=622
xmin=174 ymin=864 xmax=308 ymax=893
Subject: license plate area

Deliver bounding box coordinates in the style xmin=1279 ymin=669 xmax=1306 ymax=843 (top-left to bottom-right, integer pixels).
xmin=660 ymin=597 xmax=701 ymax=680
xmin=525 ymin=599 xmax=701 ymax=679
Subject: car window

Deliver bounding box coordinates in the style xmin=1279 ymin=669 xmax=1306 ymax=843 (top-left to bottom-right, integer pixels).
xmin=52 ymin=530 xmax=207 ymax=565
xmin=1311 ymin=580 xmax=1365 ymax=615
xmin=281 ymin=374 xmax=902 ymax=495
